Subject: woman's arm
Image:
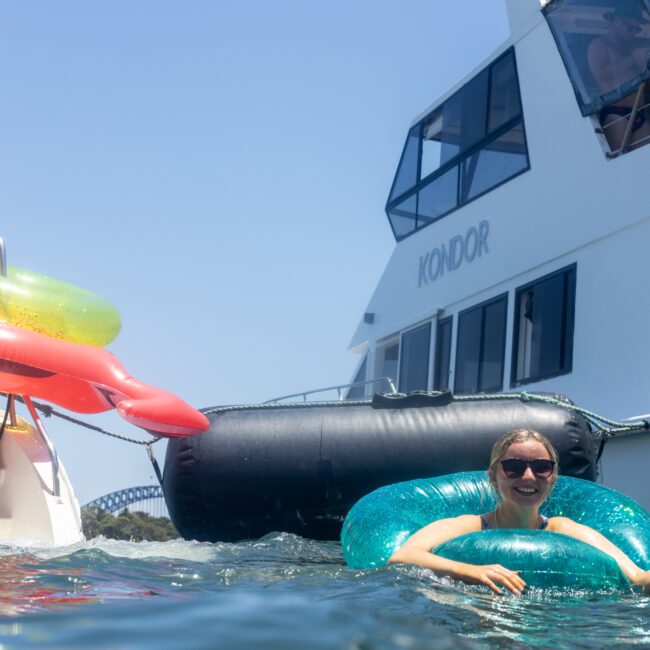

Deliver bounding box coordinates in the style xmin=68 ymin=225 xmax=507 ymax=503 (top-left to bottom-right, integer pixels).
xmin=388 ymin=515 xmax=526 ymax=595
xmin=548 ymin=517 xmax=648 ymax=586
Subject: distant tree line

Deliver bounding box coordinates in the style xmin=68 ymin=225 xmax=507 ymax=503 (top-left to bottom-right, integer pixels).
xmin=82 ymin=506 xmax=178 ymax=542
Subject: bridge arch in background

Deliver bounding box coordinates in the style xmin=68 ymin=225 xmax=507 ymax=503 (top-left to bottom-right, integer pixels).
xmin=84 ymin=485 xmax=168 ymax=518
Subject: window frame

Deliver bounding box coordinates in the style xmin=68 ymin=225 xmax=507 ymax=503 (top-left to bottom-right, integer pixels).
xmin=376 ymin=338 xmax=400 ymax=393
xmin=510 ymin=264 xmax=577 ymax=388
xmin=542 ymin=0 xmax=650 ymax=117
xmin=398 ymin=322 xmax=432 ymax=392
xmin=386 ymin=48 xmax=530 ymax=242
xmin=433 ymin=315 xmax=453 ymax=391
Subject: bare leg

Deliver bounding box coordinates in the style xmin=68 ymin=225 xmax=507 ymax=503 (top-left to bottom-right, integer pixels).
xmin=631 ymin=120 xmax=650 ymax=149
xmin=601 ymin=115 xmax=628 ymax=152
xmin=601 ymin=114 xmax=650 ymax=152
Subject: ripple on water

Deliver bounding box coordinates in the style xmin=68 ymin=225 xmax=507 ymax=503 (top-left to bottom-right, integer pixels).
xmin=0 ymin=535 xmax=646 ymax=648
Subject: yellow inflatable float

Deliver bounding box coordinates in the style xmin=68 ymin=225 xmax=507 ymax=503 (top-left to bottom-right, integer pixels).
xmin=0 ymin=265 xmax=121 ymax=347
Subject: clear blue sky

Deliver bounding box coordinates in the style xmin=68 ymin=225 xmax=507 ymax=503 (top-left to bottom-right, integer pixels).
xmin=0 ymin=1 xmax=509 ymax=504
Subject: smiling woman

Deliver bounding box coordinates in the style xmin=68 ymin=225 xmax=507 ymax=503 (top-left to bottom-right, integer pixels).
xmin=343 ymin=429 xmax=650 ymax=593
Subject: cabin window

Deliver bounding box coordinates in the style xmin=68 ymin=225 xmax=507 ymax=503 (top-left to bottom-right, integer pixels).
xmin=543 ymin=0 xmax=650 ymax=157
xmin=386 ymin=48 xmax=529 ymax=241
xmin=377 ymin=340 xmax=399 ymax=391
xmin=489 ymin=52 xmax=522 ymax=131
xmin=399 ymin=323 xmax=431 ymax=392
xmin=459 ymin=123 xmax=528 ymax=203
xmin=511 ymin=265 xmax=576 ymax=386
xmin=454 ymin=294 xmax=507 ymax=394
xmin=388 ymin=126 xmax=420 ymax=203
xmin=433 ymin=316 xmax=453 ymax=391
xmin=387 ymin=193 xmax=418 ymax=240
xmin=346 ymin=356 xmax=368 ymax=399
xmin=421 ymin=111 xmax=443 ymax=179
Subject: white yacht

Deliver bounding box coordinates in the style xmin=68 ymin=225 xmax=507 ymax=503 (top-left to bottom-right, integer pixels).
xmin=345 ymin=0 xmax=650 ymax=508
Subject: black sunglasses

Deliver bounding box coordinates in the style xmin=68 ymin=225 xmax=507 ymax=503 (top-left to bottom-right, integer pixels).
xmin=499 ymin=458 xmax=555 ymax=479
xmin=626 ymin=24 xmax=643 ymax=34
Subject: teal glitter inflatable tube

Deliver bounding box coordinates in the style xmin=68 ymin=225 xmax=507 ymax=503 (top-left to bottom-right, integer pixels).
xmin=341 ymin=472 xmax=650 ymax=590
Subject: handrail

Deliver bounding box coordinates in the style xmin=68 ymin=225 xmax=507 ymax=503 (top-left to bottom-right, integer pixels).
xmin=620 ymin=82 xmax=646 ymax=153
xmin=23 ymin=395 xmax=61 ymax=497
xmin=265 ymin=376 xmax=398 ymax=404
xmin=600 ymin=86 xmax=650 ymax=158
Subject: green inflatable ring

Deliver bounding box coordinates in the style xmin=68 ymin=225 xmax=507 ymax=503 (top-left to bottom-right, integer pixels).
xmin=0 ymin=265 xmax=121 ymax=346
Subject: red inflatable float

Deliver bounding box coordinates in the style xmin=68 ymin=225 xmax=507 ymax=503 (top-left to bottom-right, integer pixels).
xmin=0 ymin=323 xmax=208 ymax=437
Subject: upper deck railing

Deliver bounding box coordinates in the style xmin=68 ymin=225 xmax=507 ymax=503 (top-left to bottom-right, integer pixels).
xmin=599 ymin=82 xmax=650 ymax=158
xmin=265 ymin=377 xmax=397 ymax=404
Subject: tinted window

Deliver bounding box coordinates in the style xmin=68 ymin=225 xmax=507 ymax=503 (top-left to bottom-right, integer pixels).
xmin=418 ymin=166 xmax=458 ymax=225
xmin=386 ymin=49 xmax=528 ymax=241
xmin=399 ymin=323 xmax=431 ymax=392
xmin=455 ymin=295 xmax=507 ymax=394
xmin=481 ymin=300 xmax=507 ymax=391
xmin=512 ymin=266 xmax=576 ymax=385
xmin=454 ymin=308 xmax=482 ymax=394
xmin=543 ymin=0 xmax=650 ymax=115
xmin=389 ymin=126 xmax=420 ymax=202
xmin=421 ymin=111 xmax=443 ymax=179
xmin=441 ymin=69 xmax=489 ymax=165
xmin=380 ymin=342 xmax=400 ymax=389
xmin=388 ymin=193 xmax=417 ymax=239
xmin=433 ymin=316 xmax=453 ymax=391
xmin=460 ymin=123 xmax=528 ymax=203
xmin=489 ymin=53 xmax=522 ymax=130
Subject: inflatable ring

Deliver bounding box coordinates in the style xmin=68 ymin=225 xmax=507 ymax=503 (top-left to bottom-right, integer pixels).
xmin=341 ymin=471 xmax=650 ymax=590
xmin=0 ymin=322 xmax=209 ymax=437
xmin=0 ymin=265 xmax=121 ymax=347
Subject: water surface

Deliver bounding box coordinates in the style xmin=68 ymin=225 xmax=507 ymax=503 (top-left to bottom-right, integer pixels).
xmin=0 ymin=534 xmax=648 ymax=649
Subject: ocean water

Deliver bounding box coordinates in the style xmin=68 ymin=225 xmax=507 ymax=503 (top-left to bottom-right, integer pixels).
xmin=0 ymin=534 xmax=649 ymax=649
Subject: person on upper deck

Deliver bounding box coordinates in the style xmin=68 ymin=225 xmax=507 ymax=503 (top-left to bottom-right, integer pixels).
xmin=587 ymin=0 xmax=650 ymax=150
xmin=388 ymin=428 xmax=650 ymax=594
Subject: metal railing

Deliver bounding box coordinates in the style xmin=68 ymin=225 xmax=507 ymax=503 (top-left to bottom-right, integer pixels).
xmin=265 ymin=376 xmax=398 ymax=404
xmin=600 ymin=82 xmax=650 ymax=158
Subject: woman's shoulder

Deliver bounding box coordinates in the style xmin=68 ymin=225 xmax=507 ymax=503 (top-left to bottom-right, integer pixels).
xmin=545 ymin=516 xmax=581 ymax=533
xmin=408 ymin=514 xmax=483 ymax=541
xmin=454 ymin=514 xmax=484 ymax=527
xmin=448 ymin=514 xmax=485 ymax=535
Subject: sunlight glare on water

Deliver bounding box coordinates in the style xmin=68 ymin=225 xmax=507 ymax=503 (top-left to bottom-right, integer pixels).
xmin=0 ymin=534 xmax=648 ymax=648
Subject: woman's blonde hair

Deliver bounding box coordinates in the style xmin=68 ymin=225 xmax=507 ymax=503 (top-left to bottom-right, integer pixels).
xmin=488 ymin=428 xmax=560 ymax=476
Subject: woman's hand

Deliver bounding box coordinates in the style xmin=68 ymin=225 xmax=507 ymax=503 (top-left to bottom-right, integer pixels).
xmin=388 ymin=516 xmax=526 ymax=595
xmin=459 ymin=563 xmax=526 ymax=595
